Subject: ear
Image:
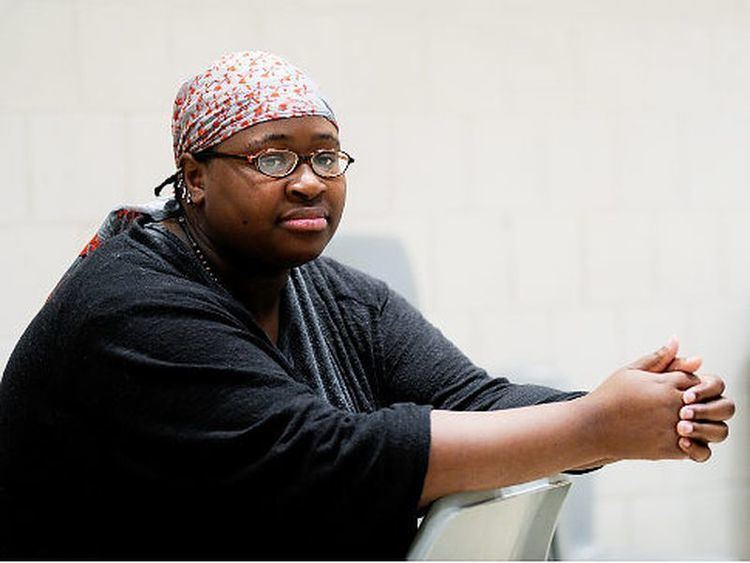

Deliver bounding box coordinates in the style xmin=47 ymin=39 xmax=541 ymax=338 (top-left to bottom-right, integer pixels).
xmin=179 ymin=153 xmax=208 ymax=205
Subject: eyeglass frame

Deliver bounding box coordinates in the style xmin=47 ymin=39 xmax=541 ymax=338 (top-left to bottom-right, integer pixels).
xmin=192 ymin=147 xmax=355 ymax=179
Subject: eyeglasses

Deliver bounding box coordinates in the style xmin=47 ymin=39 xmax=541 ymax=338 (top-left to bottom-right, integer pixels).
xmin=193 ymin=148 xmax=355 ymax=179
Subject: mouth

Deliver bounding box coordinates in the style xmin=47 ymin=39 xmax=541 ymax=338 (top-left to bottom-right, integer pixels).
xmin=278 ymin=207 xmax=329 ymax=233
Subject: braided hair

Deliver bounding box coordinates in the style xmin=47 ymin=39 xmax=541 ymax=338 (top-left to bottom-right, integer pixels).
xmin=154 ymin=170 xmax=183 ymax=198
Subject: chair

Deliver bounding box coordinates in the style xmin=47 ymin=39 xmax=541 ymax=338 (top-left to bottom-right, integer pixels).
xmin=407 ymin=475 xmax=572 ymax=561
xmin=323 ymin=234 xmax=419 ymax=307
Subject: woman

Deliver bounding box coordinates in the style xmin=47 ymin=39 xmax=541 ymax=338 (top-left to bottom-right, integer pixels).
xmin=0 ymin=51 xmax=734 ymax=559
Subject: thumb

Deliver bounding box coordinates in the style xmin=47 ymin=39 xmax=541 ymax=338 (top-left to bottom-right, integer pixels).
xmin=627 ymin=335 xmax=679 ymax=371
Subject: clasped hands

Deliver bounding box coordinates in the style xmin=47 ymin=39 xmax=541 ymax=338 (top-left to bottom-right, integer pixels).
xmin=627 ymin=335 xmax=734 ymax=463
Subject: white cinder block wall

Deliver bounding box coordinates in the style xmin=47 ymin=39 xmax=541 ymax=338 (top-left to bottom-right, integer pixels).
xmin=2 ymin=0 xmax=748 ymax=558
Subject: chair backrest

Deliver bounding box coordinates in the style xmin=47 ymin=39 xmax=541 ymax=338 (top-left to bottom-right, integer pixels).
xmin=323 ymin=234 xmax=419 ymax=307
xmin=407 ymin=476 xmax=571 ymax=561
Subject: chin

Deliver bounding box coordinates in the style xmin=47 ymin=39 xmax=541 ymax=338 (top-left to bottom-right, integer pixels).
xmin=247 ymin=229 xmax=338 ymax=271
xmin=283 ymin=247 xmax=327 ymax=268
xmin=282 ymin=230 xmax=336 ymax=267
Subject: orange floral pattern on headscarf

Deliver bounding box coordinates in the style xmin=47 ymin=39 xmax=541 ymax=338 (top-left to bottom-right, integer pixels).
xmin=171 ymin=51 xmax=336 ymax=166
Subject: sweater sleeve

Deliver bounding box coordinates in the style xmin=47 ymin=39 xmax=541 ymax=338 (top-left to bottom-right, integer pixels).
xmin=378 ymin=288 xmax=586 ymax=410
xmin=67 ymin=285 xmax=431 ymax=558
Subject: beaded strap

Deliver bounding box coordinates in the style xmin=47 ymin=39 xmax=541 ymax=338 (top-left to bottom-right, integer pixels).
xmin=177 ymin=215 xmax=222 ymax=286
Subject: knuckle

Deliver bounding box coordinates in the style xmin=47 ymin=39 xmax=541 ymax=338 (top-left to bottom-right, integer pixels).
xmin=703 ymin=374 xmax=724 ymax=391
xmin=687 ymin=372 xmax=701 ymax=384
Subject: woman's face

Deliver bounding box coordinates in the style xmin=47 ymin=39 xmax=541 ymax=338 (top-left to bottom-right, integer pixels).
xmin=188 ymin=116 xmax=347 ymax=272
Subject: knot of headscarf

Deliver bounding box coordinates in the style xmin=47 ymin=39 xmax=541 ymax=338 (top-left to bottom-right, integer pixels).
xmin=171 ymin=50 xmax=337 ymax=167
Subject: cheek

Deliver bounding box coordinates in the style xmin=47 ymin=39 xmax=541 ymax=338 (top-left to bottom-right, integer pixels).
xmin=231 ymin=203 xmax=269 ymax=231
xmin=203 ymin=192 xmax=268 ymax=248
xmin=203 ymin=166 xmax=277 ymax=227
xmin=329 ymin=182 xmax=347 ymax=222
xmin=205 ymin=182 xmax=272 ymax=228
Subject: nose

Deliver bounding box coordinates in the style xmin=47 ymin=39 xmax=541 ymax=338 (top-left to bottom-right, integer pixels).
xmin=286 ymin=162 xmax=327 ymax=202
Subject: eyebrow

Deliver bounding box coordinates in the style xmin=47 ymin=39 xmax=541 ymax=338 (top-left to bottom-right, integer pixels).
xmin=312 ymin=133 xmax=339 ymax=143
xmin=245 ymin=132 xmax=340 ymax=151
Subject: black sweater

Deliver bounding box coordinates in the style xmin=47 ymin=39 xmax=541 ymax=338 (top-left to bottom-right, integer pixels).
xmin=0 ymin=218 xmax=582 ymax=560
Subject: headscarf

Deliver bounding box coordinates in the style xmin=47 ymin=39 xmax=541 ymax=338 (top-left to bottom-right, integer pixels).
xmin=171 ymin=50 xmax=337 ymax=166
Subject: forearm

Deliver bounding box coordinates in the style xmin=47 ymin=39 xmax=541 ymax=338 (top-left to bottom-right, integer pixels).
xmin=420 ymin=397 xmax=602 ymax=506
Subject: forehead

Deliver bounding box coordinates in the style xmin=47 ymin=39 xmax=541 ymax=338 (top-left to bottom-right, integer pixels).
xmin=218 ymin=116 xmax=339 ymax=151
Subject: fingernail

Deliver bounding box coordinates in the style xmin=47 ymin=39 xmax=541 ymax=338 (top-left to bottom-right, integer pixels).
xmin=667 ymin=335 xmax=678 ymax=348
xmin=684 ymin=391 xmax=697 ymax=404
xmin=678 ymin=421 xmax=694 ymax=435
xmin=681 ymin=407 xmax=694 ymax=420
xmin=680 ymin=437 xmax=692 ymax=449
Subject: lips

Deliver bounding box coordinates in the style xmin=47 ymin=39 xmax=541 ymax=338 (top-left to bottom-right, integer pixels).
xmin=278 ymin=207 xmax=329 ymax=232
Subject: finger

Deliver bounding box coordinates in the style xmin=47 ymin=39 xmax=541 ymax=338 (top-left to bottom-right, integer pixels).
xmin=628 ymin=335 xmax=679 ymax=371
xmin=664 ymin=370 xmax=701 ymax=390
xmin=680 ymin=398 xmax=736 ymax=422
xmin=678 ymin=437 xmax=712 ymax=462
xmin=677 ymin=420 xmax=729 ymax=443
xmin=682 ymin=374 xmax=726 ymax=404
xmin=665 ymin=356 xmax=702 ymax=374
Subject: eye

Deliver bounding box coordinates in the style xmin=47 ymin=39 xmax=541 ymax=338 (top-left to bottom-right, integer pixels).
xmin=257 ymin=151 xmax=295 ymax=176
xmin=312 ymin=151 xmax=337 ymax=171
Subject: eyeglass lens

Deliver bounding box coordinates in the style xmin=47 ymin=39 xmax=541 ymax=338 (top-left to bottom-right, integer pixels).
xmin=255 ymin=150 xmax=349 ymax=178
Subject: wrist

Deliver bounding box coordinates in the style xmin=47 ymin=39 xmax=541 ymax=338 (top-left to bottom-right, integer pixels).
xmin=571 ymin=394 xmax=613 ymax=463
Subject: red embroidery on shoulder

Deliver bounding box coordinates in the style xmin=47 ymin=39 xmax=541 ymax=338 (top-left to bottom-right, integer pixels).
xmin=79 ymin=234 xmax=101 ymax=258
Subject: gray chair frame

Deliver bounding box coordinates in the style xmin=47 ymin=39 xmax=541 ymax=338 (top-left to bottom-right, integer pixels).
xmin=408 ymin=475 xmax=572 ymax=561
